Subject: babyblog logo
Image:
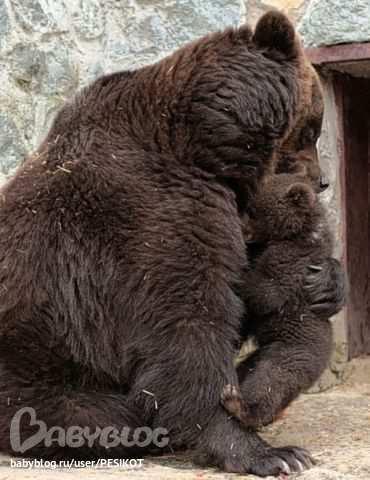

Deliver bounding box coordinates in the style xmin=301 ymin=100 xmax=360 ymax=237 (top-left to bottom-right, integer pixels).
xmin=10 ymin=407 xmax=169 ymax=453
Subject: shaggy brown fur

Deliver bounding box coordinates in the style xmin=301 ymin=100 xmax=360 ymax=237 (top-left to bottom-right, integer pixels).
xmin=275 ymin=65 xmax=326 ymax=192
xmin=222 ymin=174 xmax=344 ymax=428
xmin=0 ymin=11 xmax=344 ymax=477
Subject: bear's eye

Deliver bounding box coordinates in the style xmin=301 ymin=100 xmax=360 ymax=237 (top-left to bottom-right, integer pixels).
xmin=299 ymin=126 xmax=319 ymax=149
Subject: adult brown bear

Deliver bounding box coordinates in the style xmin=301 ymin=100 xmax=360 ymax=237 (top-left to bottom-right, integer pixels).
xmin=0 ymin=11 xmax=343 ymax=477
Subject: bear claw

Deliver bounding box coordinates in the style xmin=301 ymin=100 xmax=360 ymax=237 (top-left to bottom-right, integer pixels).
xmin=221 ymin=384 xmax=243 ymax=419
xmin=249 ymin=446 xmax=316 ymax=477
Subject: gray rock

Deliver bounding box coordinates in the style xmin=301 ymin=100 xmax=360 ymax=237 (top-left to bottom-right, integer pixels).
xmin=105 ymin=0 xmax=242 ymax=71
xmin=9 ymin=43 xmax=47 ymax=93
xmin=11 ymin=0 xmax=69 ymax=34
xmin=70 ymin=0 xmax=106 ymax=40
xmin=161 ymin=0 xmax=242 ymax=45
xmin=41 ymin=43 xmax=79 ymax=97
xmin=82 ymin=61 xmax=105 ymax=87
xmin=11 ymin=0 xmax=53 ymax=33
xmin=0 ymin=0 xmax=10 ymax=51
xmin=0 ymin=113 xmax=26 ymax=175
xmin=299 ymin=0 xmax=370 ymax=47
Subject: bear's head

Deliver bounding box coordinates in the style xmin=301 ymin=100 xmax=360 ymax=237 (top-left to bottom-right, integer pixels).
xmin=244 ymin=173 xmax=321 ymax=243
xmin=251 ymin=11 xmax=326 ymax=193
xmin=275 ymin=69 xmax=325 ymax=193
xmin=147 ymin=10 xmax=326 ymax=204
xmin=74 ymin=10 xmax=325 ymax=208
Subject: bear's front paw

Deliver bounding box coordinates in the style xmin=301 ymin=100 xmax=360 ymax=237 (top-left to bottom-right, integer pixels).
xmin=199 ymin=440 xmax=315 ymax=476
xmin=248 ymin=446 xmax=316 ymax=477
xmin=195 ymin=407 xmax=315 ymax=476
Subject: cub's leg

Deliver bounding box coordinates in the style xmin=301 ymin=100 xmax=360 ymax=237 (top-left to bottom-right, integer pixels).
xmin=233 ymin=315 xmax=332 ymax=429
xmin=235 ymin=257 xmax=345 ymax=428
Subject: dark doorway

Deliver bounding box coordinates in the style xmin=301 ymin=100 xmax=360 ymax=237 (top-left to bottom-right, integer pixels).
xmin=339 ymin=76 xmax=370 ymax=358
xmin=307 ymin=44 xmax=370 ymax=360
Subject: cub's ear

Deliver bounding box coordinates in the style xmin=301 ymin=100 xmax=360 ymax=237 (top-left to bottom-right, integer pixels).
xmin=253 ymin=10 xmax=299 ymax=59
xmin=286 ymin=182 xmax=316 ymax=208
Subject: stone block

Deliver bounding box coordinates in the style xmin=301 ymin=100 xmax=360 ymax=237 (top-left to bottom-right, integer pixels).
xmin=299 ymin=0 xmax=370 ymax=47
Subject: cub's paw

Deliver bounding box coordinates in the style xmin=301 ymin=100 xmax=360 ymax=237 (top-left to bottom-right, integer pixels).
xmin=304 ymin=258 xmax=346 ymax=318
xmin=221 ymin=383 xmax=278 ymax=429
xmin=221 ymin=384 xmax=243 ymax=419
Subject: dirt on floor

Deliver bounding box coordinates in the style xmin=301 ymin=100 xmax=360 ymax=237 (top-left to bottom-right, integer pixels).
xmin=0 ymin=371 xmax=369 ymax=480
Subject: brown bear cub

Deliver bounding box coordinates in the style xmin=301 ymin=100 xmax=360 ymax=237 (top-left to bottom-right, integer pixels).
xmin=222 ymin=173 xmax=336 ymax=428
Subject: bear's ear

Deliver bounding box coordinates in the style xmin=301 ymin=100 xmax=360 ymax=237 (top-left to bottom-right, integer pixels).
xmin=253 ymin=10 xmax=299 ymax=60
xmin=286 ymin=182 xmax=316 ymax=208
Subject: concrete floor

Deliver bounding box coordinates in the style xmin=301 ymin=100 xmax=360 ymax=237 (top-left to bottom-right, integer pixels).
xmin=0 ymin=363 xmax=369 ymax=480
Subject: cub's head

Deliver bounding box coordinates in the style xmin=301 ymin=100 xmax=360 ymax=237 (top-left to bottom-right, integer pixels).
xmin=244 ymin=174 xmax=320 ymax=242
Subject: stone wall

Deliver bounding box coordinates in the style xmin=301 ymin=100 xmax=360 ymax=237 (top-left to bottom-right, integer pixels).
xmin=0 ymin=0 xmax=243 ymax=180
xmin=243 ymin=0 xmax=310 ymax=25
xmin=299 ymin=0 xmax=370 ymax=47
xmin=2 ymin=0 xmax=370 ymax=177
xmin=245 ymin=0 xmax=370 ymax=47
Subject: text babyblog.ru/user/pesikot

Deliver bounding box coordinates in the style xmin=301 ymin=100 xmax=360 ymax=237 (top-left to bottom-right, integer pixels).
xmin=10 ymin=458 xmax=145 ymax=469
